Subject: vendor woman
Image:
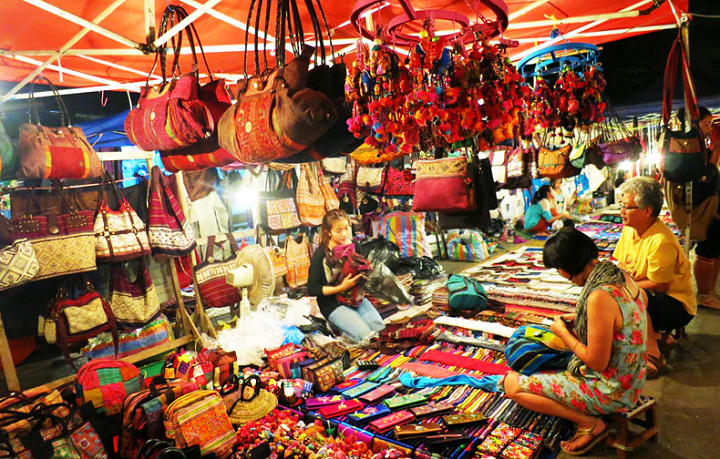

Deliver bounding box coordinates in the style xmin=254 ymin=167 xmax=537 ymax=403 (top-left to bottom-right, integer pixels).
xmin=308 ymin=209 xmax=385 ymax=342
xmin=524 ymin=185 xmax=572 ymax=235
xmin=503 ymin=228 xmax=647 ymax=456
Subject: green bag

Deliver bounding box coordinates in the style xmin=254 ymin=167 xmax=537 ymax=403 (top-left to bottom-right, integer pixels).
xmin=569 ymin=143 xmax=587 ymax=169
xmin=447 ymin=274 xmax=488 ymax=311
xmin=0 ymin=120 xmax=18 ymax=180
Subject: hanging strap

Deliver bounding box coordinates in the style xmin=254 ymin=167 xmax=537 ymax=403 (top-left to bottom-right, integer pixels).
xmin=27 ymin=76 xmax=72 ymax=127
xmin=662 ymin=31 xmax=700 ymax=129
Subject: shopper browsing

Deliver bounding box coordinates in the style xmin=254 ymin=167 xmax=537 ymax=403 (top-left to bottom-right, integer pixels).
xmin=307 ymin=209 xmax=385 ymax=342
xmin=551 ymin=178 xmax=577 ymax=214
xmin=613 ymin=177 xmax=695 ymax=376
xmin=524 ymin=184 xmax=572 ymax=236
xmin=503 ymin=228 xmax=648 ymax=456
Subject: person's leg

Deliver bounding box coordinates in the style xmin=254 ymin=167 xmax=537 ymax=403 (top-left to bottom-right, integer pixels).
xmin=504 ymin=373 xmax=605 ymax=452
xmin=355 ymin=298 xmax=386 ymax=333
xmin=327 ymin=305 xmax=373 ymax=342
xmin=694 ymin=255 xmax=720 ymax=309
xmin=529 ymin=218 xmax=549 ymax=235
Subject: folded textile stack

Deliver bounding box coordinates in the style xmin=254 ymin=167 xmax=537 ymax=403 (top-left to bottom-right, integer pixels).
xmin=411 ymin=277 xmax=446 ymax=306
xmin=431 ymin=286 xmax=449 ymax=309
xmin=397 ymin=273 xmax=414 ymax=294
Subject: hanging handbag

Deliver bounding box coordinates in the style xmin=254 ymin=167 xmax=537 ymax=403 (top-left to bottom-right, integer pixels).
xmin=297 ymin=163 xmax=326 ymax=226
xmin=0 ymin=237 xmax=39 ymax=292
xmin=124 ymin=7 xmax=213 ymax=152
xmin=664 ymin=180 xmax=719 ymax=242
xmin=193 ymin=234 xmax=242 ymax=309
xmin=537 ymin=144 xmax=579 ymax=178
xmin=382 ymin=166 xmax=415 ymax=196
xmin=18 ymin=76 xmax=104 ymax=180
xmin=258 ymin=170 xmax=302 ymax=232
xmin=42 ymin=279 xmax=119 ymax=365
xmin=163 ymin=390 xmax=236 ymax=457
xmin=412 ymin=157 xmax=476 ymax=213
xmin=0 ymin=119 xmax=19 ymax=180
xmin=321 ymin=157 xmax=347 ymax=174
xmin=318 ymin=167 xmax=340 ymax=211
xmin=110 ymin=260 xmax=161 ymax=328
xmin=265 ymin=236 xmax=288 ymax=278
xmin=356 ymin=165 xmax=385 ymax=193
xmin=285 ymin=234 xmax=310 ymax=288
xmin=660 ymin=31 xmax=707 ymax=183
xmin=94 ymin=174 xmax=151 ymax=262
xmin=147 ymin=166 xmax=196 ymax=256
xmin=10 ymin=188 xmax=96 ymax=281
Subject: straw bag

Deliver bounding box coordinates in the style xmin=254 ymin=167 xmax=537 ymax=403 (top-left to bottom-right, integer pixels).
xmin=224 ymin=375 xmax=278 ymax=426
xmin=147 ymin=166 xmax=196 ymax=256
xmin=297 ymin=163 xmax=326 ymax=226
xmin=285 ymin=234 xmax=310 ymax=288
xmin=0 ymin=238 xmax=39 ymax=291
xmin=163 ymin=390 xmax=236 ymax=457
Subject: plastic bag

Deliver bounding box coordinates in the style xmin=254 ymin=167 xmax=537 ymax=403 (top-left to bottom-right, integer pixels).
xmin=360 ymin=261 xmax=412 ymax=305
xmin=359 ymin=236 xmax=402 ymax=273
xmin=396 ymin=256 xmax=444 ymax=280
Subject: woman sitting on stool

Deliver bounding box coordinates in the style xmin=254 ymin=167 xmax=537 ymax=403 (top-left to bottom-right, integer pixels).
xmin=524 ymin=184 xmax=572 ymax=236
xmin=503 ymin=228 xmax=648 ymax=456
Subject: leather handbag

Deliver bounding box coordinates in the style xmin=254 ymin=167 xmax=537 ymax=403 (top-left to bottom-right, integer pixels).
xmin=318 ymin=167 xmax=340 ymax=211
xmin=163 ymin=390 xmax=236 ymax=456
xmin=94 ymin=174 xmax=151 ymax=262
xmin=110 ymin=260 xmax=161 ymax=328
xmin=285 ymin=234 xmax=311 ymax=288
xmin=147 ymin=166 xmax=197 ymax=256
xmin=10 ymin=189 xmax=96 ymax=281
xmin=321 ymin=157 xmax=347 ymax=174
xmin=0 ymin=119 xmax=19 ymax=180
xmin=598 ymin=136 xmax=643 ymax=166
xmin=412 ymin=157 xmax=476 ymax=213
xmin=382 ymin=166 xmax=415 ymax=196
xmin=259 ymin=170 xmax=302 ymax=232
xmin=297 ymin=163 xmax=326 ymax=226
xmin=537 ymin=145 xmax=579 ymax=178
xmin=124 ymin=8 xmax=213 ymax=152
xmin=356 ymin=165 xmax=385 ymax=193
xmin=0 ymin=237 xmax=39 ymax=292
xmin=661 ymin=31 xmax=706 ymax=183
xmin=193 ymin=234 xmax=242 ymax=309
xmin=43 ymin=279 xmax=119 ymax=364
xmin=19 ymin=77 xmax=104 ymax=180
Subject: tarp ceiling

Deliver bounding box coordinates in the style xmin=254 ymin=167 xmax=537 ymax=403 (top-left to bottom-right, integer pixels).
xmin=0 ymin=0 xmax=688 ymax=100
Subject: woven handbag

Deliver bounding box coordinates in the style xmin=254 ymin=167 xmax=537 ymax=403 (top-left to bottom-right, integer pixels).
xmin=110 ymin=260 xmax=161 ymax=328
xmin=19 ymin=77 xmax=104 ymax=180
xmin=147 ymin=166 xmax=197 ymax=256
xmin=318 ymin=168 xmax=340 ymax=211
xmin=285 ymin=234 xmax=310 ymax=288
xmin=10 ymin=189 xmax=96 ymax=280
xmin=94 ymin=174 xmax=151 ymax=262
xmin=356 ymin=165 xmax=385 ymax=193
xmin=164 ymin=390 xmax=236 ymax=457
xmin=321 ymin=157 xmax=347 ymax=174
xmin=259 ymin=170 xmax=302 ymax=232
xmin=412 ymin=157 xmax=475 ymax=213
xmin=225 ymin=375 xmax=278 ymax=426
xmin=193 ymin=234 xmax=242 ymax=309
xmin=297 ymin=163 xmax=326 ymax=227
xmin=537 ymin=145 xmax=579 ymax=179
xmin=265 ymin=236 xmax=288 ymax=278
xmin=0 ymin=238 xmax=39 ymax=291
xmin=76 ymin=358 xmax=144 ymax=417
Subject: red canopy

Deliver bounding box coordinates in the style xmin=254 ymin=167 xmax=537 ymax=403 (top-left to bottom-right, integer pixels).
xmin=0 ymin=0 xmax=687 ymax=98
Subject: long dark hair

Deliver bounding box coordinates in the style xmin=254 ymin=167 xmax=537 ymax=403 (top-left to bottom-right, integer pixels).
xmin=319 ymin=209 xmax=351 ymax=248
xmin=677 ymin=106 xmax=712 ymax=125
xmin=532 ymin=185 xmax=552 ymax=204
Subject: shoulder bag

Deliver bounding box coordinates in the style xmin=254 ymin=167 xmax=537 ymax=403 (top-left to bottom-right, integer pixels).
xmin=318 ymin=167 xmax=340 ymax=211
xmin=505 ymin=325 xmax=572 ymax=375
xmin=412 ymin=157 xmax=476 ymax=213
xmin=447 ymin=274 xmax=488 ymax=311
xmin=537 ymin=144 xmax=579 ymax=178
xmin=110 ymin=260 xmax=161 ymax=328
xmin=94 ymin=173 xmax=151 ymax=262
xmin=76 ymin=359 xmax=144 ymax=418
xmin=382 ymin=166 xmax=415 ymax=196
xmin=297 ymin=163 xmax=326 ymax=226
xmin=193 ymin=234 xmax=242 ymax=309
xmin=147 ymin=166 xmax=196 ymax=256
xmin=18 ymin=76 xmax=104 ymax=180
xmin=285 ymin=234 xmax=310 ymax=288
xmin=258 ymin=170 xmax=302 ymax=232
xmin=321 ymin=157 xmax=347 ymax=174
xmin=0 ymin=237 xmax=39 ymax=292
xmin=265 ymin=235 xmax=288 ymax=278
xmin=356 ymin=164 xmax=385 ymax=193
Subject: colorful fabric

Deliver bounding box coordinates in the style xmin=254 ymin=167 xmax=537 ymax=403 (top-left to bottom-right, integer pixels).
xmin=420 ymin=349 xmax=511 ymax=375
xmin=81 ymin=316 xmax=172 ymax=360
xmin=446 ymin=230 xmax=489 ymax=262
xmin=516 ymin=285 xmax=648 ymax=415
xmin=613 ymin=220 xmax=696 ymax=316
xmin=372 ymin=211 xmax=431 ymax=258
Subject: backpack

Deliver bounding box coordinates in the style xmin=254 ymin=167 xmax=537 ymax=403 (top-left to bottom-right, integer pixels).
xmin=447 ymin=274 xmax=488 ymax=311
xmin=505 ymin=325 xmax=573 ymax=375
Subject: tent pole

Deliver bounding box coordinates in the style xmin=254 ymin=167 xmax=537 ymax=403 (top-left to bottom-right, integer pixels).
xmin=5 ymin=55 xmax=134 ymax=90
xmin=510 ymin=9 xmax=658 ymax=30
xmin=1 ymin=0 xmax=129 ymax=102
xmin=7 ymin=85 xmax=142 ymax=100
xmin=179 ymin=0 xmax=276 ymax=43
xmin=153 ymin=0 xmax=223 ymax=48
xmin=509 ymin=0 xmax=551 ymax=21
xmin=144 ymin=0 xmax=156 ymax=47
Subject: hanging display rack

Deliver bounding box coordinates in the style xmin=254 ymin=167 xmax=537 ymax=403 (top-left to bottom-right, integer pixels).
xmin=517 ymin=42 xmax=601 ymax=79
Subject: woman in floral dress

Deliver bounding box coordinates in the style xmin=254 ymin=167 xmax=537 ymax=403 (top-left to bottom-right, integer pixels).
xmin=503 ymin=228 xmax=647 ymax=455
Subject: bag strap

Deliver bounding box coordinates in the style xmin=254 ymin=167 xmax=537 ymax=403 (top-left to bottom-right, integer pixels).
xmin=28 ymin=76 xmax=71 ymax=127
xmin=662 ymin=31 xmax=700 ymax=129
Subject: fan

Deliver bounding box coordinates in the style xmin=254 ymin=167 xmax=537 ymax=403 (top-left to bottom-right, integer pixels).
xmin=226 ymin=245 xmax=275 ymax=316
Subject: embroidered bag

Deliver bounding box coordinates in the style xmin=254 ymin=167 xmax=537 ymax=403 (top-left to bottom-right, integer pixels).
xmin=147 ymin=166 xmax=196 ymax=256
xmin=318 ymin=167 xmax=340 ymax=211
xmin=259 ymin=170 xmax=302 ymax=232
xmin=94 ymin=174 xmax=151 ymax=262
xmin=412 ymin=157 xmax=475 ymax=213
xmin=0 ymin=238 xmax=39 ymax=291
xmin=110 ymin=260 xmax=161 ymax=328
xmin=382 ymin=167 xmax=415 ymax=196
xmin=163 ymin=390 xmax=236 ymax=456
xmin=76 ymin=359 xmax=144 ymax=417
xmin=537 ymin=145 xmax=579 ymax=179
xmin=285 ymin=234 xmax=310 ymax=288
xmin=308 ymin=357 xmax=345 ymax=393
xmin=193 ymin=234 xmax=242 ymax=308
xmin=297 ymin=163 xmax=326 ymax=227
xmin=356 ymin=165 xmax=385 ymax=193
xmin=19 ymin=77 xmax=104 ymax=180
xmin=321 ymin=157 xmax=347 ymax=174
xmin=265 ymin=236 xmax=288 ymax=278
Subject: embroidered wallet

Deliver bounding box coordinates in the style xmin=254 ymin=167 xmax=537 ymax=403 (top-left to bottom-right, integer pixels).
xmin=346 ymin=404 xmax=391 ymax=424
xmin=442 ymin=412 xmax=487 ymax=427
xmin=318 ymin=399 xmax=364 ymax=418
xmin=305 ymin=395 xmax=345 ymax=410
xmin=368 ymin=410 xmax=415 ymax=434
xmin=394 ymin=422 xmax=442 ymax=439
xmin=384 ymin=392 xmax=427 ymax=410
xmin=410 ymin=401 xmax=454 ymax=418
xmin=359 ymin=384 xmax=396 ymax=404
xmin=341 ymin=381 xmax=379 ymax=399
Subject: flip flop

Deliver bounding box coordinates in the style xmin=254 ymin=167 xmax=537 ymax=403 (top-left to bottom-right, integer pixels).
xmin=646 ymin=354 xmax=667 ymax=380
xmin=561 ymin=418 xmax=609 ymax=456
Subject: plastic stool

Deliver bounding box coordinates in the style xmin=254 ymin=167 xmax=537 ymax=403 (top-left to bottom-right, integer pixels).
xmin=606 ymin=396 xmax=658 ymax=459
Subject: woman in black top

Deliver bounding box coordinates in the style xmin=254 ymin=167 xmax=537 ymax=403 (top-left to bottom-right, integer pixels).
xmin=307 ymin=209 xmax=385 ymax=342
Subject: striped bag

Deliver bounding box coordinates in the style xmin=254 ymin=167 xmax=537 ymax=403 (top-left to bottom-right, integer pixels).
xmin=505 ymin=325 xmax=573 ymax=375
xmin=446 ymin=230 xmax=489 ymax=262
xmin=147 ymin=166 xmax=197 ymax=256
xmin=296 ymin=163 xmax=325 ymax=227
xmin=372 ymin=212 xmax=432 ymax=258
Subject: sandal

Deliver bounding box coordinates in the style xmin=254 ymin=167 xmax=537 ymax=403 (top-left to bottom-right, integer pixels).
xmin=560 ymin=418 xmax=609 ymax=456
xmin=657 ymin=333 xmax=678 ymax=357
xmin=646 ymin=354 xmax=667 ymax=380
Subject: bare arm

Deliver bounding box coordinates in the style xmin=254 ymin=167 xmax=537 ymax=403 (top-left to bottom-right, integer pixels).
xmin=635 ymin=279 xmax=671 ymax=293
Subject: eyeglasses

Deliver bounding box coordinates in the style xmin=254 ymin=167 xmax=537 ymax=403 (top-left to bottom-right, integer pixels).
xmin=620 ymin=205 xmax=639 ymax=211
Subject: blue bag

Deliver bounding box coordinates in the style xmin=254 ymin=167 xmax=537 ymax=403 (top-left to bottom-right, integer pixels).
xmin=505 ymin=325 xmax=573 ymax=375
xmin=446 ymin=274 xmax=488 ymax=311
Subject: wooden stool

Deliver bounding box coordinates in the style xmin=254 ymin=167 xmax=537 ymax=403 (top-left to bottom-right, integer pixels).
xmin=606 ymin=396 xmax=658 ymax=459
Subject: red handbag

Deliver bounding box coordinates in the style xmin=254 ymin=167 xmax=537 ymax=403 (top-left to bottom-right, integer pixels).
xmin=124 ymin=7 xmax=213 ymax=152
xmin=147 ymin=166 xmax=197 ymax=257
xmin=412 ymin=157 xmax=476 ymax=213
xmin=193 ymin=234 xmax=242 ymax=309
xmin=382 ymin=167 xmax=415 ymax=196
